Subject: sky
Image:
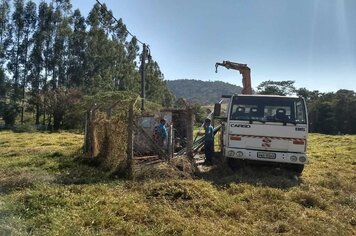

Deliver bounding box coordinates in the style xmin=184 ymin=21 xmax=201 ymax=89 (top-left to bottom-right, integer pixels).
xmin=68 ymin=0 xmax=356 ymax=92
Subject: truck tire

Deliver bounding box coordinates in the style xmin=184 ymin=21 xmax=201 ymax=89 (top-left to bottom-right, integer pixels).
xmin=288 ymin=164 xmax=304 ymax=175
xmin=227 ymin=158 xmax=245 ymax=171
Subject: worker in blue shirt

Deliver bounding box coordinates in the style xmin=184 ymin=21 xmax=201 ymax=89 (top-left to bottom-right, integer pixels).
xmin=203 ymin=118 xmax=214 ymax=164
xmin=154 ymin=119 xmax=168 ymax=148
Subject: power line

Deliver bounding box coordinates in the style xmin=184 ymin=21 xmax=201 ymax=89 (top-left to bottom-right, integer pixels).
xmin=94 ymin=0 xmax=145 ymax=46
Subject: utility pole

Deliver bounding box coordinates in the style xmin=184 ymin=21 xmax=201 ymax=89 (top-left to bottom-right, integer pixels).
xmin=141 ymin=43 xmax=146 ymax=111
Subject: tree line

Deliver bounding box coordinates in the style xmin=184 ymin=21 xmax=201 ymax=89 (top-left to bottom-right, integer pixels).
xmin=1 ymin=1 xmax=355 ymax=134
xmin=257 ymin=80 xmax=356 ymax=134
xmin=0 ymin=0 xmax=173 ymax=130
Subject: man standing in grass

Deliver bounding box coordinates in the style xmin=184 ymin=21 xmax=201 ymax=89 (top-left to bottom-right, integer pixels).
xmin=203 ymin=118 xmax=214 ymax=165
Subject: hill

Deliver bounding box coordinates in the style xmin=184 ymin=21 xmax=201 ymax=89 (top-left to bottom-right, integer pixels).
xmin=166 ymin=79 xmax=243 ymax=104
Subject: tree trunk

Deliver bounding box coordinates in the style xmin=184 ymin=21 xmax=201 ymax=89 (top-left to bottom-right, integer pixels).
xmin=35 ymin=104 xmax=40 ymax=125
xmin=42 ymin=106 xmax=46 ymax=125
xmin=53 ymin=112 xmax=63 ymax=130
xmin=21 ymin=34 xmax=29 ymax=124
xmin=14 ymin=31 xmax=21 ymax=100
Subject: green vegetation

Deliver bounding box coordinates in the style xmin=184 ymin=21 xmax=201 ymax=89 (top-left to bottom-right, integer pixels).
xmin=0 ymin=0 xmax=173 ymax=129
xmin=1 ymin=131 xmax=355 ymax=235
xmin=169 ymin=79 xmax=356 ymax=134
xmin=1 ymin=0 xmax=355 ymax=135
xmin=257 ymin=80 xmax=356 ymax=134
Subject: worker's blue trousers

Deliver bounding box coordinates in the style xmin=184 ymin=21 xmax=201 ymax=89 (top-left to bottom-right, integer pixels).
xmin=204 ymin=140 xmax=214 ymax=163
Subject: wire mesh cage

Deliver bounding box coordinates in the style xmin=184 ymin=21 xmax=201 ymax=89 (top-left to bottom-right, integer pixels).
xmin=83 ymin=96 xmax=196 ymax=177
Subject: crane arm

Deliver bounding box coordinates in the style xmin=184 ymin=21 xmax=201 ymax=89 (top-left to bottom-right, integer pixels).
xmin=215 ymin=60 xmax=252 ymax=95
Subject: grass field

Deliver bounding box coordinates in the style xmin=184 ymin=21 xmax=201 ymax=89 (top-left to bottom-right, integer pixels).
xmin=0 ymin=131 xmax=355 ymax=235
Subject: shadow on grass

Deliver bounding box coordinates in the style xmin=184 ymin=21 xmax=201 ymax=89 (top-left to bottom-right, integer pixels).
xmin=0 ymin=170 xmax=40 ymax=195
xmin=0 ymin=155 xmax=116 ymax=195
xmin=196 ymin=158 xmax=302 ymax=189
xmin=51 ymin=151 xmax=118 ymax=185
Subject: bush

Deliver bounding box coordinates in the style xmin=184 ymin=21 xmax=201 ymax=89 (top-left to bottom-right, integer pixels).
xmin=12 ymin=124 xmax=37 ymax=133
xmin=0 ymin=102 xmax=20 ymax=125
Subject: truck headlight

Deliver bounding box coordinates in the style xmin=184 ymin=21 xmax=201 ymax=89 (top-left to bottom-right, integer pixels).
xmin=299 ymin=156 xmax=306 ymax=163
xmin=290 ymin=156 xmax=297 ymax=162
xmin=228 ymin=150 xmax=235 ymax=157
xmin=236 ymin=151 xmax=243 ymax=157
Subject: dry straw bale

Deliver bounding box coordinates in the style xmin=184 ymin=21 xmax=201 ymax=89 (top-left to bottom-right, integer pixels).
xmin=92 ymin=112 xmax=129 ymax=173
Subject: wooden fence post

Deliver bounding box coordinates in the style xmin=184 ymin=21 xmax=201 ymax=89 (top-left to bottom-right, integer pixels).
xmin=126 ymin=100 xmax=136 ymax=178
xmin=186 ymin=108 xmax=194 ymax=159
xmin=84 ymin=110 xmax=90 ymax=153
xmin=168 ymin=123 xmax=174 ymax=160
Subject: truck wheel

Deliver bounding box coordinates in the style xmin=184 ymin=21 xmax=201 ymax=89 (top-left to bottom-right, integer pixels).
xmin=227 ymin=158 xmax=245 ymax=171
xmin=288 ymin=164 xmax=304 ymax=175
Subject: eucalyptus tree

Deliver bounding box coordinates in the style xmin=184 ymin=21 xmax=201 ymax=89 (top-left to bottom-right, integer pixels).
xmin=0 ymin=0 xmax=10 ymax=63
xmin=67 ymin=9 xmax=87 ymax=88
xmin=18 ymin=0 xmax=36 ymax=123
xmin=0 ymin=0 xmax=10 ymax=100
xmin=39 ymin=2 xmax=56 ymax=124
xmin=28 ymin=1 xmax=47 ymax=125
xmin=27 ymin=1 xmax=55 ymax=125
xmin=144 ymin=59 xmax=173 ymax=106
xmin=43 ymin=0 xmax=74 ymax=128
xmin=119 ymin=36 xmax=140 ymax=92
xmin=41 ymin=2 xmax=54 ymax=93
xmin=85 ymin=3 xmax=104 ymax=93
xmin=51 ymin=0 xmax=72 ymax=89
xmin=85 ymin=3 xmax=119 ymax=94
xmin=7 ymin=0 xmax=26 ymax=101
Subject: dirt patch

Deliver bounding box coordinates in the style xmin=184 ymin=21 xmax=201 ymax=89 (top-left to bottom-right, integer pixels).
xmin=133 ymin=156 xmax=196 ymax=180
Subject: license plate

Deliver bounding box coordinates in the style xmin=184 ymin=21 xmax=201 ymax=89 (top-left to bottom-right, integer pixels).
xmin=257 ymin=152 xmax=276 ymax=159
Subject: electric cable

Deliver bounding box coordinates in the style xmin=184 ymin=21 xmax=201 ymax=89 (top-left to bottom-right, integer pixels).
xmin=95 ymin=0 xmax=146 ymax=46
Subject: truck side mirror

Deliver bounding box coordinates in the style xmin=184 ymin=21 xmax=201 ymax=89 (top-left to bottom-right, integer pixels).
xmin=214 ymin=103 xmax=221 ymax=117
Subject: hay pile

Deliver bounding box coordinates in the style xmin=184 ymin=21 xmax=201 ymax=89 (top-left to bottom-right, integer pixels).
xmin=92 ymin=112 xmax=129 ymax=175
xmin=133 ymin=156 xmax=197 ymax=180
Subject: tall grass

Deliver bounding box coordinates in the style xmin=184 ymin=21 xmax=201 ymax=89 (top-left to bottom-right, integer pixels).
xmin=0 ymin=131 xmax=355 ymax=235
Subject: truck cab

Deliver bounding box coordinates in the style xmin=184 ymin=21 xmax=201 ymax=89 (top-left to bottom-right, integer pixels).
xmin=220 ymin=94 xmax=308 ymax=173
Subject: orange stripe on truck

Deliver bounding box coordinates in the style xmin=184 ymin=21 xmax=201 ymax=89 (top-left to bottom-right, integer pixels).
xmin=230 ymin=134 xmax=305 ymax=143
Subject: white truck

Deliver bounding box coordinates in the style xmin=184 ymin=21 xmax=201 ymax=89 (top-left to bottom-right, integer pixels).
xmin=217 ymin=94 xmax=308 ymax=174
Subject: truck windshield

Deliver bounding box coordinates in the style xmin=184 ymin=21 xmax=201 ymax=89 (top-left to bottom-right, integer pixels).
xmin=230 ymin=96 xmax=307 ymax=124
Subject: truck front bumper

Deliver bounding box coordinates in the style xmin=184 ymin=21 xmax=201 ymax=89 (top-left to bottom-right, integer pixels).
xmin=224 ymin=147 xmax=308 ymax=165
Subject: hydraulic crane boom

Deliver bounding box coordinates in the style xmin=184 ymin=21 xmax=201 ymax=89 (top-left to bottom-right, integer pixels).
xmin=215 ymin=60 xmax=252 ymax=95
